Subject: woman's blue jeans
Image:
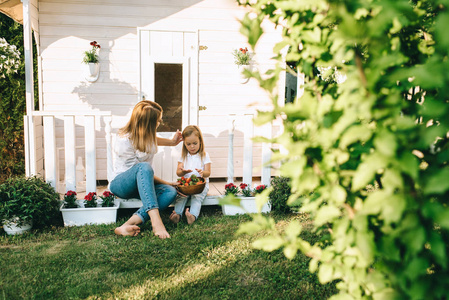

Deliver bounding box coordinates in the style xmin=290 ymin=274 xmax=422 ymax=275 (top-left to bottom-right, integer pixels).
xmin=109 ymin=162 xmax=177 ymax=224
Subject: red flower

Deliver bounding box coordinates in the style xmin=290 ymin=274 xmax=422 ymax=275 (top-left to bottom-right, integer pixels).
xmin=65 ymin=190 xmax=77 ymax=197
xmin=240 ymin=183 xmax=248 ymax=189
xmin=84 ymin=192 xmax=97 ymax=201
xmin=103 ymin=191 xmax=113 ymax=198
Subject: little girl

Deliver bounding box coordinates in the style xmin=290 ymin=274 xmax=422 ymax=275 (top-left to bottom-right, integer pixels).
xmin=170 ymin=125 xmax=211 ymax=225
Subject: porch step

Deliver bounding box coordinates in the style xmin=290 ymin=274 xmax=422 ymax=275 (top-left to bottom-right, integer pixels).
xmin=118 ymin=195 xmax=220 ymax=209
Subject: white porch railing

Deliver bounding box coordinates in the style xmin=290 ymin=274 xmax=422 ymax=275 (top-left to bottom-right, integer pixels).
xmin=32 ymin=111 xmax=112 ymax=194
xmin=227 ymin=113 xmax=272 ymax=188
xmin=34 ymin=111 xmax=272 ymax=199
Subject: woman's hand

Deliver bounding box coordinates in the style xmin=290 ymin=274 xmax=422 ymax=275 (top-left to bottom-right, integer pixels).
xmin=171 ymin=130 xmax=183 ymax=146
xmin=171 ymin=181 xmax=187 ymax=197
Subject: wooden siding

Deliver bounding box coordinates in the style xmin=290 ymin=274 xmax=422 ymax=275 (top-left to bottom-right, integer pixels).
xmin=37 ymin=0 xmax=283 ymax=180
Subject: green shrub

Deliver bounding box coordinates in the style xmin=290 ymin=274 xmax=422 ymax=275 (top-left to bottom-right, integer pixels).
xmin=236 ymin=1 xmax=449 ymax=299
xmin=269 ymin=176 xmax=293 ymax=213
xmin=0 ymin=176 xmax=61 ymax=228
xmin=0 ymin=14 xmax=38 ymax=183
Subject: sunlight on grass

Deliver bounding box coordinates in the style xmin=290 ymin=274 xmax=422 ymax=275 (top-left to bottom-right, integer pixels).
xmin=113 ymin=238 xmax=254 ymax=299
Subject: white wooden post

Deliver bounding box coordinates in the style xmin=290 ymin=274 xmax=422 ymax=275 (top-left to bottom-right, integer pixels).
xmin=84 ymin=115 xmax=96 ymax=193
xmin=243 ymin=114 xmax=253 ymax=187
xmin=22 ymin=0 xmax=36 ymax=176
xmin=261 ymin=122 xmax=272 ymax=186
xmin=227 ymin=115 xmax=236 ymax=184
xmin=105 ymin=116 xmax=113 ymax=183
xmin=64 ymin=116 xmax=76 ymax=192
xmin=43 ymin=116 xmax=57 ymax=189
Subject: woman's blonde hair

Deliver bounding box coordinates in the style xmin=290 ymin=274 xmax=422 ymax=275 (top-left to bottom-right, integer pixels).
xmin=119 ymin=100 xmax=162 ymax=153
xmin=181 ymin=125 xmax=205 ymax=161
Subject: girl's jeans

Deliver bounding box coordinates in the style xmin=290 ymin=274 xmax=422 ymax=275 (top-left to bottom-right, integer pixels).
xmin=109 ymin=162 xmax=177 ymax=224
xmin=173 ymin=186 xmax=209 ymax=219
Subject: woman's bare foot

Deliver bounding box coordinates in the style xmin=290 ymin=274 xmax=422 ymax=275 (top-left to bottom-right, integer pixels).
xmin=169 ymin=211 xmax=181 ymax=224
xmin=114 ymin=224 xmax=140 ymax=236
xmin=152 ymin=224 xmax=171 ymax=239
xmin=185 ymin=208 xmax=196 ymax=225
xmin=148 ymin=209 xmax=171 ymax=239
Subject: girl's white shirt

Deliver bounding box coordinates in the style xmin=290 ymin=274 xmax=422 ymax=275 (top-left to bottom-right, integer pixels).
xmin=179 ymin=152 xmax=211 ymax=189
xmin=111 ymin=135 xmax=157 ymax=181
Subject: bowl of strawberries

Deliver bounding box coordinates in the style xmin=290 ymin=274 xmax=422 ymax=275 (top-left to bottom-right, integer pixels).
xmin=176 ymin=175 xmax=206 ymax=195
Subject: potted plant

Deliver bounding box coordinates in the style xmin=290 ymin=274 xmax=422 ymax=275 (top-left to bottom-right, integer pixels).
xmin=0 ymin=176 xmax=60 ymax=235
xmin=63 ymin=190 xmax=78 ymax=208
xmin=232 ymin=47 xmax=253 ymax=84
xmin=60 ymin=190 xmax=119 ymax=226
xmin=239 ymin=183 xmax=253 ymax=197
xmin=221 ymin=182 xmax=271 ymax=216
xmin=82 ymin=40 xmax=101 ymax=82
xmin=99 ymin=191 xmax=116 ymax=207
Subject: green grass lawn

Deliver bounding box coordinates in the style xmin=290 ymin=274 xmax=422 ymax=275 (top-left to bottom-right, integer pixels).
xmin=0 ymin=207 xmax=336 ymax=299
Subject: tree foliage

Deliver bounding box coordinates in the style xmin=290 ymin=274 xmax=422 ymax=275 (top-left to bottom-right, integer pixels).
xmin=236 ymin=0 xmax=449 ymax=299
xmin=0 ymin=14 xmax=37 ymax=182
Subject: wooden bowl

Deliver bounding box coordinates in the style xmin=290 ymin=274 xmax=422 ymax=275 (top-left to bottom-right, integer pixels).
xmin=177 ymin=180 xmax=206 ymax=195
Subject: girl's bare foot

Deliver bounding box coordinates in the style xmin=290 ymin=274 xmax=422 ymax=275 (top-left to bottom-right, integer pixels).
xmin=185 ymin=208 xmax=196 ymax=225
xmin=169 ymin=211 xmax=181 ymax=224
xmin=114 ymin=224 xmax=140 ymax=236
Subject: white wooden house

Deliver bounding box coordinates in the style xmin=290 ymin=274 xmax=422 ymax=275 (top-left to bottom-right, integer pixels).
xmin=1 ymin=0 xmax=289 ymax=196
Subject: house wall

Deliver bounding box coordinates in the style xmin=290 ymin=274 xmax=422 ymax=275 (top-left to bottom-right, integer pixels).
xmin=37 ymin=0 xmax=283 ymax=181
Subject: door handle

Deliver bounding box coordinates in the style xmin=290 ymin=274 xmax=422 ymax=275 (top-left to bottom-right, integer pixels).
xmin=199 ymin=106 xmax=207 ymax=111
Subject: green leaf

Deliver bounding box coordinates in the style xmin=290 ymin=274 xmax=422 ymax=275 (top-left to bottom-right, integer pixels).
xmin=237 ymin=221 xmax=266 ymax=235
xmin=374 ymin=130 xmax=397 ymax=157
xmin=284 ymin=220 xmax=302 ymax=240
xmin=330 ymin=185 xmax=347 ymax=205
xmin=219 ymin=194 xmax=242 ymax=207
xmin=283 ymin=244 xmax=298 ymax=260
xmin=339 ymin=125 xmax=372 ymax=149
xmin=352 ymin=153 xmax=388 ymax=191
xmin=404 ymin=257 xmax=428 ymax=280
xmin=424 ymin=168 xmax=449 ymax=195
xmin=255 ymin=189 xmax=271 ymax=212
xmin=240 ymin=14 xmax=263 ymax=49
xmin=318 ymin=263 xmax=334 ymax=284
xmin=433 ymin=207 xmax=449 ymax=230
xmin=315 ymin=205 xmax=341 ymax=227
xmin=380 ymin=195 xmax=406 ymax=224
xmin=398 ymin=151 xmax=419 ymax=180
xmin=252 ymin=234 xmax=284 ymax=252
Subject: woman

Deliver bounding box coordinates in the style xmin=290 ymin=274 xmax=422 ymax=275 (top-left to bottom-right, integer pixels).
xmin=110 ymin=100 xmax=182 ymax=239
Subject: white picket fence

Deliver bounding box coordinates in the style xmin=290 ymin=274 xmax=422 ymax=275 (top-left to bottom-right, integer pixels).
xmin=34 ymin=111 xmax=272 ymax=204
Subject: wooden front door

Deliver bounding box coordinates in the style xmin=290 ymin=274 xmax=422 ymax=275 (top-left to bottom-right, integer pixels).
xmin=139 ymin=29 xmax=199 ymax=181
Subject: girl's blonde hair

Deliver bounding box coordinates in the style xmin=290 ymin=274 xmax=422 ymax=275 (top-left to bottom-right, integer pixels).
xmin=119 ymin=100 xmax=162 ymax=153
xmin=182 ymin=125 xmax=205 ymax=161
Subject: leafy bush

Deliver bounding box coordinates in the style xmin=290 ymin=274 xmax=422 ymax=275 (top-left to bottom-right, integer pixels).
xmin=269 ymin=176 xmax=292 ymax=213
xmin=237 ymin=1 xmax=449 ymax=299
xmin=0 ymin=176 xmax=61 ymax=227
xmin=0 ymin=14 xmax=38 ymax=183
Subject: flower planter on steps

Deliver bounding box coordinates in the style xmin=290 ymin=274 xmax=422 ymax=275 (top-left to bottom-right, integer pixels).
xmin=222 ymin=197 xmax=271 ymax=216
xmin=60 ymin=200 xmax=119 ymax=226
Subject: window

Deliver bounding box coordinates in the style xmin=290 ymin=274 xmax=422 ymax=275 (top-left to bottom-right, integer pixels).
xmin=154 ymin=63 xmax=183 ymax=132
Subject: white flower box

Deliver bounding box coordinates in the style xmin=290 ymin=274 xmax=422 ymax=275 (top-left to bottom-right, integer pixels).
xmin=222 ymin=197 xmax=271 ymax=216
xmin=60 ymin=200 xmax=119 ymax=226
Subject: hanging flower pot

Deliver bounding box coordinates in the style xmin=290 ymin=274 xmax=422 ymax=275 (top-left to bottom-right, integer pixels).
xmin=83 ymin=41 xmax=101 ymax=82
xmin=238 ymin=64 xmax=251 ymax=84
xmin=232 ymin=47 xmax=253 ymax=84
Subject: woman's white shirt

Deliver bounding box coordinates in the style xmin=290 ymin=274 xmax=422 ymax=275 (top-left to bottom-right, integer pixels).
xmin=111 ymin=135 xmax=157 ymax=181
